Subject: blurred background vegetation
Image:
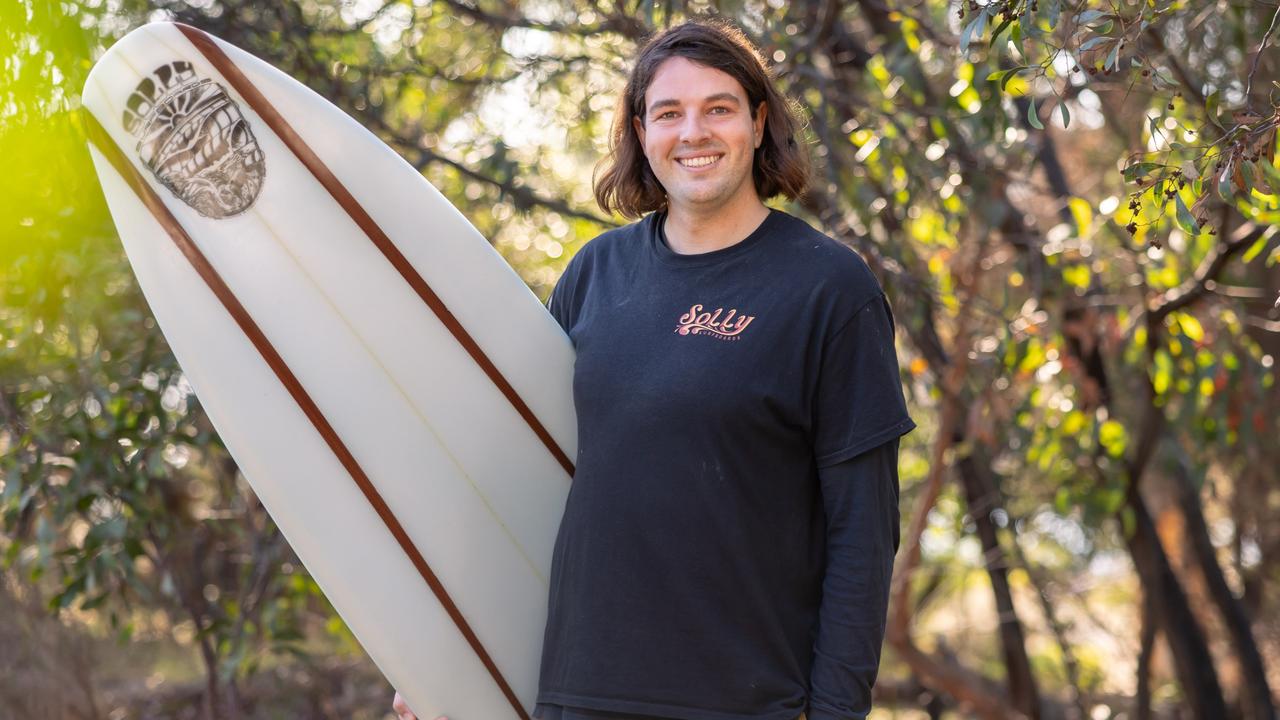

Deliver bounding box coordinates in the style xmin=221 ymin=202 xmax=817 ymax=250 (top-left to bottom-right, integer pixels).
xmin=2 ymin=0 xmax=1279 ymax=718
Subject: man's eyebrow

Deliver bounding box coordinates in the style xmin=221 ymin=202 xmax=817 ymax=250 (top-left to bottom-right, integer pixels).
xmin=647 ymin=92 xmax=743 ymax=113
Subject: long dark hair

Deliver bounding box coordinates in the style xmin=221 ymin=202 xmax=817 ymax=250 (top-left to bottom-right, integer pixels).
xmin=594 ymin=17 xmax=811 ymax=219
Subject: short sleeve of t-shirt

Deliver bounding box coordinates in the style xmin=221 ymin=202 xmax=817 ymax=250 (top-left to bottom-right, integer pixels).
xmin=546 ymin=261 xmax=578 ymax=334
xmin=546 ymin=238 xmax=602 ymax=336
xmin=812 ymin=291 xmax=915 ymax=467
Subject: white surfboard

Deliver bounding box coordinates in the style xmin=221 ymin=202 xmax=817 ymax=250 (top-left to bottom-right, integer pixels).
xmin=82 ymin=21 xmax=576 ymax=720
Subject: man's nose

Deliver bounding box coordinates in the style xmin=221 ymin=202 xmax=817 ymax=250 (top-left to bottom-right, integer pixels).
xmin=679 ymin=113 xmax=711 ymax=143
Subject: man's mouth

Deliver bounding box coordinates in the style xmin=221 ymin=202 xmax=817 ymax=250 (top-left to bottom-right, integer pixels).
xmin=677 ymin=154 xmax=723 ymax=168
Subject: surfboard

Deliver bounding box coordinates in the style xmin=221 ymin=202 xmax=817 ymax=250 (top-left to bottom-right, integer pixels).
xmin=81 ymin=21 xmax=576 ymax=720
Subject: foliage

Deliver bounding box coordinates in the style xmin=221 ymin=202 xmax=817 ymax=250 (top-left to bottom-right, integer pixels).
xmin=2 ymin=0 xmax=1279 ymax=718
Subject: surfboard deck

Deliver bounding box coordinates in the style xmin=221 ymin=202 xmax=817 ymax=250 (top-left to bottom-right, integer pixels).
xmin=82 ymin=21 xmax=576 ymax=719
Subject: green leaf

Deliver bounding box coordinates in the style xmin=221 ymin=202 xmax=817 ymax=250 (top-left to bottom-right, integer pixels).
xmin=1105 ymin=43 xmax=1120 ymax=72
xmin=1100 ymin=419 xmax=1128 ymax=457
xmin=1099 ymin=487 xmax=1126 ymax=514
xmin=1054 ymin=486 xmax=1072 ymax=513
xmin=124 ymin=537 xmax=145 ymax=559
xmin=990 ymin=15 xmax=1015 ymax=47
xmin=988 ymin=66 xmax=1028 ymax=92
xmin=1028 ymin=97 xmax=1044 ymax=129
xmin=1216 ymin=164 xmax=1235 ymax=203
xmin=1123 ymin=162 xmax=1162 ymax=181
xmin=1004 ymin=67 xmax=1026 ymax=91
xmin=1064 ymin=264 xmax=1091 ymax=288
xmin=1059 ymin=100 xmax=1071 ymax=128
xmin=960 ymin=9 xmax=989 ymax=53
xmin=1177 ymin=312 xmax=1205 ymax=342
xmin=1154 ymin=350 xmax=1172 ymax=394
xmin=1077 ymin=9 xmax=1110 ymax=24
xmin=1240 ymin=161 xmax=1258 ymax=195
xmin=1068 ymin=196 xmax=1093 ymax=236
xmin=1022 ymin=0 xmax=1040 ymax=38
xmin=1243 ymin=233 xmax=1271 ymax=262
xmin=1174 ymin=192 xmax=1201 ymax=235
xmin=1078 ymin=36 xmax=1110 ymax=52
xmin=1011 ymin=21 xmax=1025 ymax=57
xmin=1260 ymin=158 xmax=1280 ymax=191
xmin=3 ymin=542 xmax=21 ymax=569
xmin=1205 ymin=90 xmax=1224 ymax=130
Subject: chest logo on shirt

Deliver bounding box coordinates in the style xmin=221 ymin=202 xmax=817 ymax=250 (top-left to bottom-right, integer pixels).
xmin=674 ymin=304 xmax=756 ymax=341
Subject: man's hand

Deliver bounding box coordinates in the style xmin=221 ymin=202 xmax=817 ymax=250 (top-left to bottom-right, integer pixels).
xmin=391 ymin=690 xmax=448 ymax=720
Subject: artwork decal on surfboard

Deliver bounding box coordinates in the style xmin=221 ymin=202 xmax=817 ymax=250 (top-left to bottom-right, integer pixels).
xmin=121 ymin=60 xmax=265 ymax=219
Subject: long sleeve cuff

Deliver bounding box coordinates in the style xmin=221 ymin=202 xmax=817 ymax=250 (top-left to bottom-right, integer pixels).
xmin=807 ymin=707 xmax=867 ymax=720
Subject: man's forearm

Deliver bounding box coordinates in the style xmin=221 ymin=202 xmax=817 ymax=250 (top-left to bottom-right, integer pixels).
xmin=808 ymin=439 xmax=901 ymax=720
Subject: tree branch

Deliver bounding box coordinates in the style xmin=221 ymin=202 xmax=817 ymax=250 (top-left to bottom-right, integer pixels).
xmin=1150 ymin=221 xmax=1273 ymax=321
xmin=1245 ymin=2 xmax=1280 ymax=111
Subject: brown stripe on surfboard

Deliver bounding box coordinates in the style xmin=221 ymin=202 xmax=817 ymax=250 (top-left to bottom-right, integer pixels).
xmin=83 ymin=110 xmax=532 ymax=720
xmin=172 ymin=22 xmax=575 ymax=480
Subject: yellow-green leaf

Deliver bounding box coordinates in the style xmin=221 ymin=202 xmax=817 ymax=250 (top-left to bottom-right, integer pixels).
xmin=1068 ymin=197 xmax=1093 ymax=236
xmin=1177 ymin=312 xmax=1205 ymax=342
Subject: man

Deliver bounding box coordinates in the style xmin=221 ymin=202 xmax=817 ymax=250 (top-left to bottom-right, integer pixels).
xmin=396 ymin=17 xmax=913 ymax=720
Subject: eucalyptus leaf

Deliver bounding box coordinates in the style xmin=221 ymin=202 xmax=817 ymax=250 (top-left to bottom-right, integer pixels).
xmin=1174 ymin=192 xmax=1202 ymax=235
xmin=1079 ymin=36 xmax=1110 ymax=52
xmin=1217 ymin=164 xmax=1235 ymax=203
xmin=960 ymin=9 xmax=990 ymax=53
xmin=1028 ymin=97 xmax=1044 ymax=129
xmin=1243 ymin=234 xmax=1271 ymax=263
xmin=990 ymin=15 xmax=1015 ymax=47
xmin=1205 ymin=90 xmax=1224 ymax=130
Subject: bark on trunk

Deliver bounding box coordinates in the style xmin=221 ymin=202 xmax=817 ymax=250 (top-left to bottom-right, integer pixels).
xmin=957 ymin=452 xmax=1042 ymax=720
xmin=1122 ymin=484 xmax=1228 ymax=719
xmin=1170 ymin=458 xmax=1276 ymax=720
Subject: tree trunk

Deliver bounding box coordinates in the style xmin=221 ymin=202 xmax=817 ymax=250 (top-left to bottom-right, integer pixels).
xmin=957 ymin=452 xmax=1042 ymax=720
xmin=1170 ymin=456 xmax=1276 ymax=720
xmin=1122 ymin=484 xmax=1228 ymax=719
xmin=1135 ymin=588 xmax=1156 ymax=720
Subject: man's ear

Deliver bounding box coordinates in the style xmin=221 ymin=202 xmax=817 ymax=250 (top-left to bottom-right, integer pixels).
xmin=632 ymin=115 xmax=646 ymax=148
xmin=753 ymin=101 xmax=767 ymax=149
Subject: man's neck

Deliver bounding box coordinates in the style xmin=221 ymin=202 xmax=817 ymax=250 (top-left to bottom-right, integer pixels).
xmin=662 ymin=195 xmax=771 ymax=256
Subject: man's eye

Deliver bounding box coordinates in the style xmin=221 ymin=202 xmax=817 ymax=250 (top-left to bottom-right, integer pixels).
xmin=710 ymin=106 xmax=730 ymax=114
xmin=658 ymin=111 xmax=677 ymax=119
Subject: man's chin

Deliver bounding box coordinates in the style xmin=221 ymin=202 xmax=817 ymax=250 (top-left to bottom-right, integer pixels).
xmin=666 ymin=187 xmax=731 ymax=209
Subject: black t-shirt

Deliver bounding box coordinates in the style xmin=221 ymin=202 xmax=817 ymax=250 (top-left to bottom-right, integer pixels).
xmin=536 ymin=208 xmax=914 ymax=720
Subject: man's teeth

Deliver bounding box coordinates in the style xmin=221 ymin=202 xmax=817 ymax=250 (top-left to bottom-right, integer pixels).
xmin=679 ymin=155 xmax=721 ymax=167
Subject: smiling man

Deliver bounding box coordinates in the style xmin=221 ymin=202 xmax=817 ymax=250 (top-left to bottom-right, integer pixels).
xmin=395 ymin=17 xmax=913 ymax=720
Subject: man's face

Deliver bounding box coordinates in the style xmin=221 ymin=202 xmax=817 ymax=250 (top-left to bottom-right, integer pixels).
xmin=632 ymin=57 xmax=766 ymax=215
